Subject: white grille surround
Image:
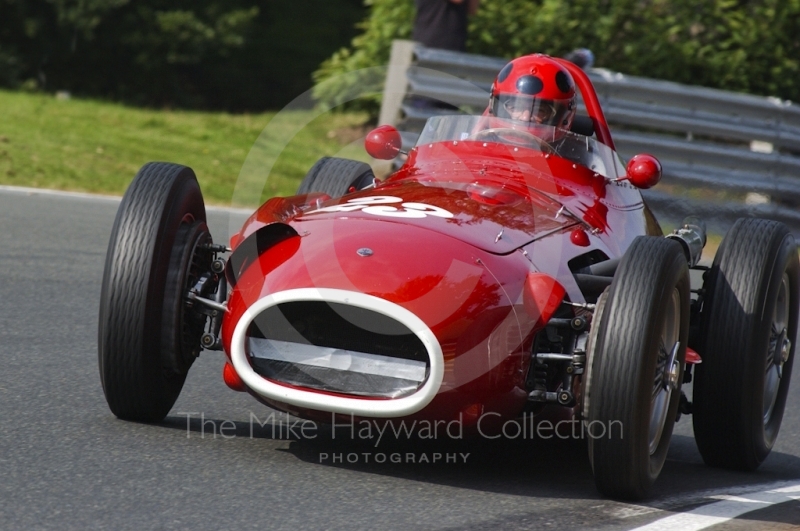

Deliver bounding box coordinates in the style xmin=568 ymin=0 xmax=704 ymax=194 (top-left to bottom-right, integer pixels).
xmin=229 ymin=288 xmax=445 ymax=417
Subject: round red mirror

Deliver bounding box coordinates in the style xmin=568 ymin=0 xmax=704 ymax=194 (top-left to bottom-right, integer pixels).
xmin=365 ymin=125 xmax=402 ymax=160
xmin=625 ymin=153 xmax=662 ymax=189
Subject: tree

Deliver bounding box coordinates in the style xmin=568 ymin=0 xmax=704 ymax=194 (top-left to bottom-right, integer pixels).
xmin=0 ymin=0 xmax=367 ymax=110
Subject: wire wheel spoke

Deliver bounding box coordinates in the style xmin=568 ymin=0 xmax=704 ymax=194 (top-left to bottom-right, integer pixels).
xmin=764 ymin=273 xmax=790 ymax=424
xmin=649 ymin=288 xmax=680 ymax=455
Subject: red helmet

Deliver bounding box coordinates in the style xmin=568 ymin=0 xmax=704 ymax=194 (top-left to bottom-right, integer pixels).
xmin=489 ymin=54 xmax=577 ymax=129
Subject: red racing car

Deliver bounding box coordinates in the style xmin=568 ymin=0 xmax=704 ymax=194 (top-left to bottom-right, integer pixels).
xmin=98 ymin=57 xmax=798 ymax=500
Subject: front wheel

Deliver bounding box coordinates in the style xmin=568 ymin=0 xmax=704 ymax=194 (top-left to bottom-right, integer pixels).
xmin=297 ymin=157 xmax=375 ymax=198
xmin=587 ymin=236 xmax=690 ymax=500
xmin=693 ymin=218 xmax=799 ymax=470
xmin=98 ymin=162 xmax=212 ymax=422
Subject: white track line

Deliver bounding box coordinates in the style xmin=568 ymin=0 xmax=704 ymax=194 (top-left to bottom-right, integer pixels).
xmin=629 ymin=481 xmax=800 ymax=530
xmin=0 ymin=184 xmax=122 ymax=202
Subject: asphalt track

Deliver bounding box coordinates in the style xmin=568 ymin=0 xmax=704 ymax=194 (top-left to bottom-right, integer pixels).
xmin=1 ymin=186 xmax=799 ymax=530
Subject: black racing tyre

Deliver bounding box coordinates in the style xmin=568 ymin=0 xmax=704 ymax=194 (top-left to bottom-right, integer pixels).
xmin=296 ymin=157 xmax=375 ymax=197
xmin=98 ymin=162 xmax=210 ymax=422
xmin=587 ymin=237 xmax=690 ymax=500
xmin=583 ymin=287 xmax=610 ymax=420
xmin=583 ymin=286 xmax=610 ymax=472
xmin=693 ymin=218 xmax=799 ymax=471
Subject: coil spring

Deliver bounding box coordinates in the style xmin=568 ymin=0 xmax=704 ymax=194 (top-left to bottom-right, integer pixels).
xmin=532 ymin=358 xmax=548 ymax=391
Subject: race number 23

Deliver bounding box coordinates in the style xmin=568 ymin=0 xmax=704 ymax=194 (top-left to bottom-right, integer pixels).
xmin=306 ymin=196 xmax=454 ymax=219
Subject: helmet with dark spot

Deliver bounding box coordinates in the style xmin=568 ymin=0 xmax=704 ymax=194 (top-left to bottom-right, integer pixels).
xmin=489 ymin=54 xmax=577 ymax=130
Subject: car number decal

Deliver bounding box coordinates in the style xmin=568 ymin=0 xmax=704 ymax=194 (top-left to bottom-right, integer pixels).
xmin=305 ymin=196 xmax=454 ymax=219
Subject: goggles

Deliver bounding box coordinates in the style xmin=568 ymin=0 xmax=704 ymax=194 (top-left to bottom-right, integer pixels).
xmin=501 ymin=97 xmax=558 ymax=123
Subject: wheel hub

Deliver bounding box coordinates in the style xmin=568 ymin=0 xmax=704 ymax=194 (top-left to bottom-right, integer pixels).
xmin=778 ymin=332 xmax=791 ymax=378
xmin=764 ymin=272 xmax=791 ymax=426
xmin=664 ymin=342 xmax=681 ymax=391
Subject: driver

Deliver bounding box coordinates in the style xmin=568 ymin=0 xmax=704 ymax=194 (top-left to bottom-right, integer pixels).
xmin=486 ymin=53 xmax=577 ymax=132
xmin=471 ymin=53 xmax=603 ymax=167
xmin=478 ymin=54 xmax=576 ymax=150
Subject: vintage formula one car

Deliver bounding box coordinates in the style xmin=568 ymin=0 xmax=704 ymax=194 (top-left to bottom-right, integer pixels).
xmin=98 ymin=59 xmax=798 ymax=500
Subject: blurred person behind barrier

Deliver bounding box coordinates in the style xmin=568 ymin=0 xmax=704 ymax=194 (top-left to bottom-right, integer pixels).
xmin=563 ymin=48 xmax=594 ymax=71
xmin=410 ymin=0 xmax=480 ymax=111
xmin=412 ymin=0 xmax=480 ymax=52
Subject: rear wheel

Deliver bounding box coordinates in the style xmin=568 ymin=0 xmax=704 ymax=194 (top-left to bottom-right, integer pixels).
xmin=693 ymin=218 xmax=799 ymax=470
xmin=297 ymin=157 xmax=375 ymax=197
xmin=98 ymin=162 xmax=212 ymax=422
xmin=587 ymin=237 xmax=690 ymax=500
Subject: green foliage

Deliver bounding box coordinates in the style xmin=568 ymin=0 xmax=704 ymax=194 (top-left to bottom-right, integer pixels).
xmin=46 ymin=0 xmax=130 ymax=41
xmin=313 ymin=0 xmax=800 ymax=117
xmin=3 ymin=0 xmax=798 ymax=113
xmin=313 ymin=0 xmax=414 ymax=113
xmin=118 ymin=3 xmax=259 ymax=89
xmin=0 ymin=44 xmax=20 ymax=86
xmin=466 ymin=0 xmax=606 ymax=58
xmin=144 ymin=7 xmax=258 ymax=64
xmin=0 ymin=0 xmax=366 ymax=110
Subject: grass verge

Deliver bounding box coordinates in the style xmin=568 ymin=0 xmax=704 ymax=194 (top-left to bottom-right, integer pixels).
xmin=0 ymin=89 xmax=371 ymax=205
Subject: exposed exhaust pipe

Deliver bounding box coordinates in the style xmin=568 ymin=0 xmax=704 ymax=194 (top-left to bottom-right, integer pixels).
xmin=666 ymin=216 xmax=707 ymax=267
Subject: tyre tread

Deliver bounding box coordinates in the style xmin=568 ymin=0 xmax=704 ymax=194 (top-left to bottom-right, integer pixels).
xmin=693 ymin=218 xmax=799 ymax=470
xmin=296 ymin=157 xmax=374 ymax=197
xmin=589 ymin=236 xmax=690 ymax=500
xmin=99 ymin=162 xmax=205 ymax=422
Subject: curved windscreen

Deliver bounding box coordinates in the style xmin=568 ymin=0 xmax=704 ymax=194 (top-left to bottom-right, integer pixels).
xmin=415 ymin=115 xmax=626 ymax=179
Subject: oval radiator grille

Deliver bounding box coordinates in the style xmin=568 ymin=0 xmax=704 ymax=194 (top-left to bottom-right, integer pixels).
xmin=246 ymin=301 xmax=431 ymax=399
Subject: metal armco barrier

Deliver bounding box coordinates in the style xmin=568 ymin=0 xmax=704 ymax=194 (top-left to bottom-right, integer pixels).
xmin=379 ymin=40 xmax=800 ymax=233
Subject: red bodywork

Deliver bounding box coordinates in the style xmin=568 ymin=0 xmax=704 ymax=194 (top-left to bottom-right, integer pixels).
xmin=218 ymin=62 xmax=663 ymax=426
